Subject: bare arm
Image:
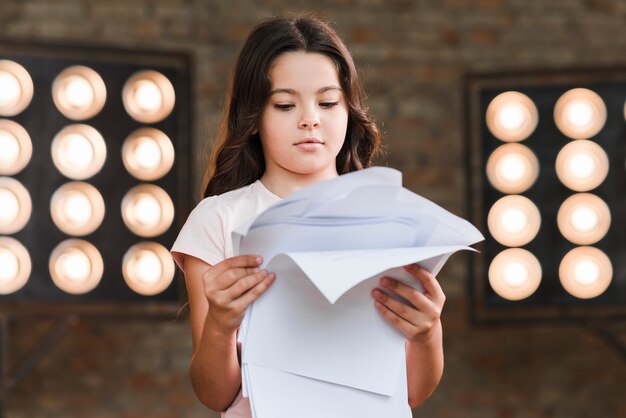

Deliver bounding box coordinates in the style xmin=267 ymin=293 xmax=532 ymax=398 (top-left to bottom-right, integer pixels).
xmin=371 ymin=264 xmax=446 ymax=408
xmin=182 ymin=254 xmax=275 ymax=411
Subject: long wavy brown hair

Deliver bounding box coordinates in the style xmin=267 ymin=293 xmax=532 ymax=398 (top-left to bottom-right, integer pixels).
xmin=202 ymin=14 xmax=382 ymax=198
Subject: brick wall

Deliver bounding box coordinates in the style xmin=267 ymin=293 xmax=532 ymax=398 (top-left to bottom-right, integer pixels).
xmin=1 ymin=0 xmax=626 ymax=417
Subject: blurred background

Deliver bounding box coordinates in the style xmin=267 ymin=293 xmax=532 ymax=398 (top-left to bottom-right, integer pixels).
xmin=1 ymin=0 xmax=626 ymax=417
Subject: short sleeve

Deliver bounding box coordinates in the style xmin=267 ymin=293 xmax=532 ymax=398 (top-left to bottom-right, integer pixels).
xmin=170 ymin=197 xmax=230 ymax=270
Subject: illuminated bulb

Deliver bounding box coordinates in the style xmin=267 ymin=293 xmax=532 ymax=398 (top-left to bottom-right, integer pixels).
xmin=49 ymin=239 xmax=103 ymax=294
xmin=58 ymin=250 xmax=91 ymax=282
xmin=121 ymin=184 xmax=174 ymax=237
xmin=0 ymin=177 xmax=32 ymax=234
xmin=0 ymin=131 xmax=19 ymax=164
xmin=122 ymin=128 xmax=175 ymax=181
xmin=0 ymin=120 xmax=31 ymax=175
xmin=64 ymin=76 xmax=95 ymax=108
xmin=485 ymin=91 xmax=538 ymax=142
xmin=557 ymin=193 xmax=610 ymax=245
xmin=0 ymin=188 xmax=19 ymax=224
xmin=122 ymin=70 xmax=175 ymax=123
xmin=0 ymin=248 xmax=19 ymax=283
xmin=555 ymin=139 xmax=608 ymax=192
xmin=51 ymin=125 xmax=106 ymax=180
xmin=50 ymin=182 xmax=105 ymax=236
xmin=488 ymin=195 xmax=541 ymax=247
xmin=134 ymin=80 xmax=162 ymax=112
xmin=122 ymin=242 xmax=176 ymax=295
xmin=0 ymin=237 xmax=31 ymax=294
xmin=52 ymin=66 xmax=106 ymax=120
xmin=559 ymin=246 xmax=612 ymax=299
xmin=554 ymin=88 xmax=606 ymax=139
xmin=0 ymin=61 xmax=33 ymax=116
xmin=486 ymin=143 xmax=539 ymax=194
xmin=0 ymin=72 xmax=20 ymax=106
xmin=488 ymin=248 xmax=542 ymax=301
xmin=135 ymin=138 xmax=161 ymax=169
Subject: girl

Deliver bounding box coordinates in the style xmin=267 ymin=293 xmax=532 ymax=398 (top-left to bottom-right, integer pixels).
xmin=171 ymin=14 xmax=446 ymax=417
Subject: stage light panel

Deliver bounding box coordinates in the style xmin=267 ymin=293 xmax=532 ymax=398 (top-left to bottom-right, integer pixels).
xmin=122 ymin=70 xmax=175 ymax=123
xmin=122 ymin=242 xmax=176 ymax=296
xmin=0 ymin=119 xmax=32 ymax=175
xmin=485 ymin=91 xmax=538 ymax=142
xmin=50 ymin=182 xmax=106 ymax=236
xmin=559 ymin=246 xmax=612 ymax=299
xmin=0 ymin=43 xmax=190 ymax=312
xmin=486 ymin=143 xmax=539 ymax=193
xmin=0 ymin=177 xmax=31 ymax=234
xmin=466 ymin=69 xmax=626 ymax=322
xmin=122 ymin=128 xmax=175 ymax=181
xmin=52 ymin=65 xmax=107 ymax=121
xmin=555 ymin=139 xmax=608 ymax=192
xmin=557 ymin=193 xmax=610 ymax=245
xmin=0 ymin=237 xmax=31 ymax=295
xmin=0 ymin=60 xmax=33 ymax=116
xmin=554 ymin=88 xmax=606 ymax=140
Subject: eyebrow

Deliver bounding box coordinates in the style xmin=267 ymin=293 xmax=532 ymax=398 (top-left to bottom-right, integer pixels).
xmin=269 ymin=86 xmax=342 ymax=96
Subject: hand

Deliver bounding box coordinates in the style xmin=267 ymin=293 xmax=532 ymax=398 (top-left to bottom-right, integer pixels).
xmin=371 ymin=264 xmax=446 ymax=343
xmin=202 ymin=255 xmax=276 ymax=334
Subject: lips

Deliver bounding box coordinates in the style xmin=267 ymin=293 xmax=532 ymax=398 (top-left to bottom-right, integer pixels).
xmin=294 ymin=137 xmax=324 ymax=145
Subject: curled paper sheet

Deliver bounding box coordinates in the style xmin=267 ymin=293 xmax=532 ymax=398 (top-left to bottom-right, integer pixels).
xmin=234 ymin=167 xmax=484 ymax=418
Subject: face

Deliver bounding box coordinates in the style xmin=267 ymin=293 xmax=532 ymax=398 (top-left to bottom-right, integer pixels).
xmin=257 ymin=51 xmax=349 ymax=191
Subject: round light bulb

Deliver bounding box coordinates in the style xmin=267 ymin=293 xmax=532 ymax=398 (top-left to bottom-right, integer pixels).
xmin=556 ymin=139 xmax=608 ymax=192
xmin=51 ymin=125 xmax=107 ymax=180
xmin=0 ymin=61 xmax=34 ymax=116
xmin=0 ymin=237 xmax=31 ymax=294
xmin=52 ymin=66 xmax=107 ymax=120
xmin=486 ymin=143 xmax=539 ymax=194
xmin=50 ymin=182 xmax=105 ymax=236
xmin=0 ymin=177 xmax=31 ymax=234
xmin=121 ymin=184 xmax=174 ymax=237
xmin=122 ymin=242 xmax=176 ymax=296
xmin=559 ymin=246 xmax=612 ymax=299
xmin=49 ymin=239 xmax=103 ymax=294
xmin=488 ymin=248 xmax=542 ymax=301
xmin=122 ymin=128 xmax=175 ymax=181
xmin=554 ymin=88 xmax=606 ymax=139
xmin=485 ymin=91 xmax=538 ymax=142
xmin=122 ymin=71 xmax=175 ymax=123
xmin=0 ymin=120 xmax=32 ymax=175
xmin=557 ymin=193 xmax=610 ymax=245
xmin=488 ymin=195 xmax=541 ymax=247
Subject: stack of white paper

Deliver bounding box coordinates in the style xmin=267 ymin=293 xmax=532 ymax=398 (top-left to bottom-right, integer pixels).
xmin=232 ymin=167 xmax=483 ymax=418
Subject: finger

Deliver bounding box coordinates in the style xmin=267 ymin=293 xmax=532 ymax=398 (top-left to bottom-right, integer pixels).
xmin=234 ymin=272 xmax=276 ymax=310
xmin=374 ymin=298 xmax=417 ymax=337
xmin=211 ymin=266 xmax=263 ymax=290
xmin=203 ymin=256 xmax=263 ymax=286
xmin=403 ymin=264 xmax=446 ymax=303
xmin=379 ymin=277 xmax=434 ymax=312
xmin=372 ymin=288 xmax=422 ymax=325
xmin=223 ymin=269 xmax=271 ymax=300
xmin=211 ymin=255 xmax=264 ymax=277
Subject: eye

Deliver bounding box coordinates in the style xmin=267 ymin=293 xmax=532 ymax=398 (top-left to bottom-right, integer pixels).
xmin=320 ymin=102 xmax=339 ymax=109
xmin=274 ymin=104 xmax=294 ymax=111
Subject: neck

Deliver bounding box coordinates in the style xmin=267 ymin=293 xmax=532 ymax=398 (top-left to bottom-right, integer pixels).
xmin=260 ymin=169 xmax=338 ymax=198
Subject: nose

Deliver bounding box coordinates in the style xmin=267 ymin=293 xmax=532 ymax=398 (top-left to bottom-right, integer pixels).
xmin=298 ymin=108 xmax=320 ymax=130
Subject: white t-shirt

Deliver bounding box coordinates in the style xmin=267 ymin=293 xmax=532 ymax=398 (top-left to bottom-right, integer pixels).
xmin=171 ymin=180 xmax=281 ymax=418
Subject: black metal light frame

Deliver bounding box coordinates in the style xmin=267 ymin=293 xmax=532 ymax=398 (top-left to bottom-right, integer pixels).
xmin=0 ymin=40 xmax=192 ymax=316
xmin=465 ymin=67 xmax=626 ymax=324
